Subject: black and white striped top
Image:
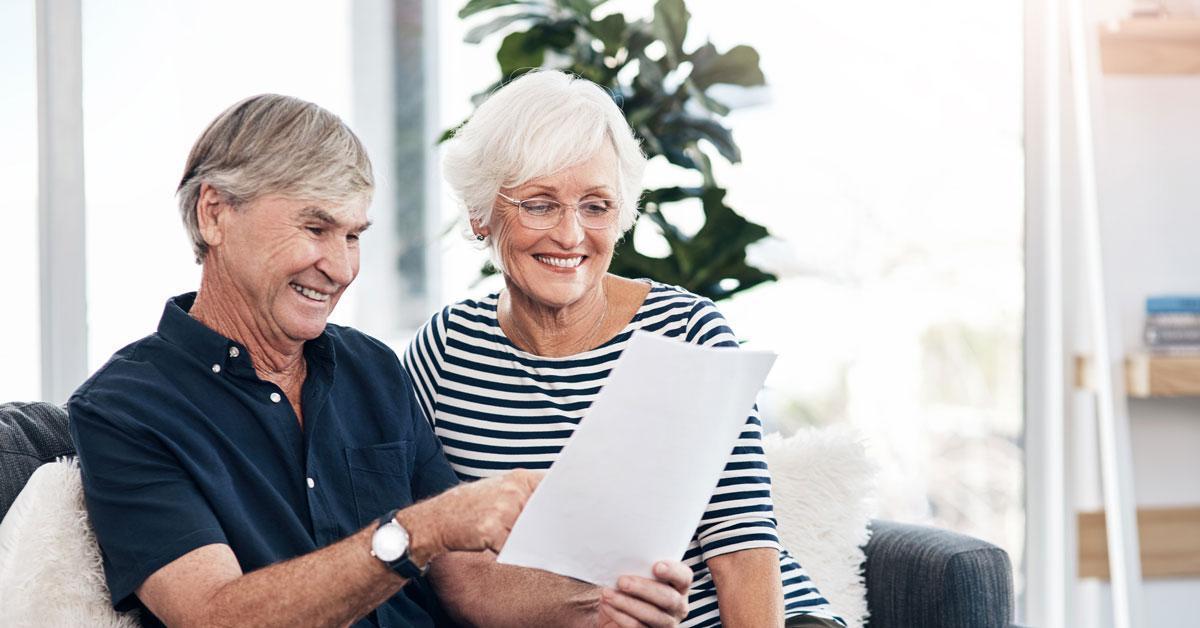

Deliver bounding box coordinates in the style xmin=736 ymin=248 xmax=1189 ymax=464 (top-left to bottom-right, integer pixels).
xmin=402 ymin=281 xmax=844 ymax=627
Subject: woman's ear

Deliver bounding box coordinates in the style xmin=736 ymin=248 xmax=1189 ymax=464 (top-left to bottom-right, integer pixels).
xmin=196 ymin=183 xmax=228 ymax=249
xmin=470 ymin=218 xmax=490 ymax=239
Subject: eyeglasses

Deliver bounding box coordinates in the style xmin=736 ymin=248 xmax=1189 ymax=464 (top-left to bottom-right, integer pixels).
xmin=497 ymin=192 xmax=620 ymax=230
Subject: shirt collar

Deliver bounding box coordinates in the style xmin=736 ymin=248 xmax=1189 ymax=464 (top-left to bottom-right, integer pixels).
xmin=157 ymin=292 xmax=336 ymax=378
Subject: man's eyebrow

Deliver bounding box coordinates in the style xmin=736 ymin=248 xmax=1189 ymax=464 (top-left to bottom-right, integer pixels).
xmin=300 ymin=206 xmax=372 ymax=232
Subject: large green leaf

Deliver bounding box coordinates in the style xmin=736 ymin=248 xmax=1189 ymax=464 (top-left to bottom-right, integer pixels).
xmin=459 ymin=0 xmax=543 ymax=20
xmin=465 ymin=11 xmax=549 ymax=44
xmin=588 ymin=13 xmax=627 ymax=53
xmin=641 ymin=186 xmax=703 ymax=206
xmin=689 ymin=44 xmax=765 ymax=89
xmin=497 ymin=31 xmax=546 ymax=77
xmin=557 ymin=0 xmax=595 ymax=18
xmin=686 ymin=188 xmax=771 ymax=287
xmin=664 ymin=114 xmax=741 ymax=163
xmin=651 ymin=0 xmax=688 ymax=68
xmin=495 ymin=23 xmax=575 ymax=77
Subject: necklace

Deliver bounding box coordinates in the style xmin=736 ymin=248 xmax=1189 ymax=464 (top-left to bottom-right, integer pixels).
xmin=505 ymin=289 xmax=609 ymax=356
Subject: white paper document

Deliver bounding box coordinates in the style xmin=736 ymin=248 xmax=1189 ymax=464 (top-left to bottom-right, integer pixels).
xmin=496 ymin=331 xmax=777 ymax=587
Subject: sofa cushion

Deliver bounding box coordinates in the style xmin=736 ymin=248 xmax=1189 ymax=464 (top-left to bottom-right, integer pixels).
xmin=0 ymin=459 xmax=139 ymax=627
xmin=0 ymin=402 xmax=75 ymax=520
xmin=764 ymin=425 xmax=877 ymax=628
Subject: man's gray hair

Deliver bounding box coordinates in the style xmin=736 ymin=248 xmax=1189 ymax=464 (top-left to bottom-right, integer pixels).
xmin=441 ymin=70 xmax=647 ymax=246
xmin=177 ymin=94 xmax=374 ymax=263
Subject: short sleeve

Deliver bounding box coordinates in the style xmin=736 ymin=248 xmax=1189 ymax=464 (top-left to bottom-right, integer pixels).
xmin=402 ymin=308 xmax=450 ymax=428
xmin=682 ymin=298 xmax=784 ymax=561
xmin=400 ymin=365 xmax=459 ymax=500
xmin=69 ymin=389 xmax=227 ymax=609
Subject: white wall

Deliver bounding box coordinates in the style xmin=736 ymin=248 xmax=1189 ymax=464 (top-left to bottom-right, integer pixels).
xmin=1065 ymin=28 xmax=1200 ymax=628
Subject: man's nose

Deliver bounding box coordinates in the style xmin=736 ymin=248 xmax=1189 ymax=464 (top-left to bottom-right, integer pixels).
xmin=318 ymin=237 xmax=356 ymax=287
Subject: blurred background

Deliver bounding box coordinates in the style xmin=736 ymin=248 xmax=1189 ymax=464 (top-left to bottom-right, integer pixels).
xmin=3 ymin=1 xmax=1199 ymax=625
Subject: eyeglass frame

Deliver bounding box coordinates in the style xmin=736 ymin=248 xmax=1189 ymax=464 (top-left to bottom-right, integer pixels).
xmin=496 ymin=192 xmax=621 ymax=230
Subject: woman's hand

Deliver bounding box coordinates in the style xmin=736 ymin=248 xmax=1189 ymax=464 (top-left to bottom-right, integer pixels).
xmin=598 ymin=560 xmax=692 ymax=627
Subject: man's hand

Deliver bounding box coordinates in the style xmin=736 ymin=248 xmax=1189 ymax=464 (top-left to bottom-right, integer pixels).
xmin=598 ymin=560 xmax=692 ymax=627
xmin=397 ymin=469 xmax=543 ymax=564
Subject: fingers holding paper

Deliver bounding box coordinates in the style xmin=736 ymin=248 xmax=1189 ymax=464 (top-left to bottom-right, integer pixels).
xmin=403 ymin=468 xmax=544 ymax=556
xmin=598 ymin=560 xmax=692 ymax=627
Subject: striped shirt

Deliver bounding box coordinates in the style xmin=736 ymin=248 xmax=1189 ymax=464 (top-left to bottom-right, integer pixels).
xmin=402 ymin=281 xmax=844 ymax=627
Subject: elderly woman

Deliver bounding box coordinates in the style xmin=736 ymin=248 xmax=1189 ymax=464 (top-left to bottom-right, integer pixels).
xmin=403 ymin=71 xmax=845 ymax=627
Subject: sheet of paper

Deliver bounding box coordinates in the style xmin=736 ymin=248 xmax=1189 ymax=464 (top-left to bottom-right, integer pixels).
xmin=496 ymin=331 xmax=777 ymax=587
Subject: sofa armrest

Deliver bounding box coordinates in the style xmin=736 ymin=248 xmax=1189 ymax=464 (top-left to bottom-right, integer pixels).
xmin=862 ymin=519 xmax=1013 ymax=628
xmin=1 ymin=402 xmax=74 ymax=520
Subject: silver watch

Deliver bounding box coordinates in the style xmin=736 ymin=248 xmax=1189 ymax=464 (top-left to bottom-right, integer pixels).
xmin=371 ymin=509 xmax=425 ymax=579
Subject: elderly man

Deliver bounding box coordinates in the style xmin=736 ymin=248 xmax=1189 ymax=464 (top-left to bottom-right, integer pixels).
xmin=69 ymin=94 xmax=691 ymax=628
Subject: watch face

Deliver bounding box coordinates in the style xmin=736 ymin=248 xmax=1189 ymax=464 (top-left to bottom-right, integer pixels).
xmin=371 ymin=522 xmax=409 ymax=563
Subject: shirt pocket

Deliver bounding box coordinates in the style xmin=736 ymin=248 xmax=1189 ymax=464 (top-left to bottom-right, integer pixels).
xmin=345 ymin=441 xmax=413 ymax=528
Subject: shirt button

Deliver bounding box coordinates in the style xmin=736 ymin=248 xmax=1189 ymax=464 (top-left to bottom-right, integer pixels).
xmin=306 ymin=477 xmax=316 ymax=489
xmin=211 ymin=364 xmax=221 ymax=374
xmin=270 ymin=392 xmax=281 ymax=403
xmin=228 ymin=346 xmax=240 ymax=358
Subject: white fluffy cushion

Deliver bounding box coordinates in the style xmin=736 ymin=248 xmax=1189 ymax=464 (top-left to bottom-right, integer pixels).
xmin=0 ymin=459 xmax=139 ymax=627
xmin=765 ymin=425 xmax=876 ymax=628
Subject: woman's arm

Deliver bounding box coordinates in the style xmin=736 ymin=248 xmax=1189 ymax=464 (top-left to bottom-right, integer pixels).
xmin=431 ymin=552 xmax=692 ymax=627
xmin=708 ymin=548 xmax=785 ymax=627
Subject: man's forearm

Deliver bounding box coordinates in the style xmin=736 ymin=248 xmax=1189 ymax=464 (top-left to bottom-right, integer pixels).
xmin=429 ymin=551 xmax=600 ymax=628
xmin=195 ymin=525 xmax=408 ymax=628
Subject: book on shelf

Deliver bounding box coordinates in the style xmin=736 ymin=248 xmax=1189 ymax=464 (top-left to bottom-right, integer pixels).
xmin=1146 ymin=295 xmax=1200 ymax=314
xmin=1145 ymin=325 xmax=1200 ymax=346
xmin=1143 ymin=295 xmax=1200 ymax=349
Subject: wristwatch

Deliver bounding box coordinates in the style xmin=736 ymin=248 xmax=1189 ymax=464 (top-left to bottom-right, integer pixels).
xmin=371 ymin=509 xmax=426 ymax=579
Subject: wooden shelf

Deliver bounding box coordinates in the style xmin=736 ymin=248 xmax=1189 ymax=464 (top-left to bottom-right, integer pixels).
xmin=1099 ymin=17 xmax=1200 ymax=74
xmin=1075 ymin=352 xmax=1200 ymax=397
xmin=1078 ymin=506 xmax=1200 ymax=579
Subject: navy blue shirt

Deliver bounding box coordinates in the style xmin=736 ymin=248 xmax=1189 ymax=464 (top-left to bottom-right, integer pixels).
xmin=69 ymin=293 xmax=460 ymax=627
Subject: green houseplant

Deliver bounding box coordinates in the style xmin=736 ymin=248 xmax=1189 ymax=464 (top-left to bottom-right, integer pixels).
xmin=451 ymin=0 xmax=775 ymax=301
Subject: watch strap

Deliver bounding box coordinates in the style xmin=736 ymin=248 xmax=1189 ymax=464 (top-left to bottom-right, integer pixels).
xmin=376 ymin=509 xmax=426 ymax=579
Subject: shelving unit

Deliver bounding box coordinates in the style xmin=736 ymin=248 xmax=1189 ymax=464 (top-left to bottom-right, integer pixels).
xmin=1074 ymin=352 xmax=1200 ymax=583
xmin=1075 ymin=353 xmax=1200 ymax=397
xmin=1078 ymin=506 xmax=1200 ymax=579
xmin=1099 ymin=17 xmax=1200 ymax=74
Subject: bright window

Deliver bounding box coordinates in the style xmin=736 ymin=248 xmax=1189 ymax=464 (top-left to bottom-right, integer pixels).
xmin=0 ymin=0 xmax=41 ymax=401
xmin=80 ymin=0 xmax=357 ymax=369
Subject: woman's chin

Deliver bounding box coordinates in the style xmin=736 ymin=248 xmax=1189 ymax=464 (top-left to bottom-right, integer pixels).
xmin=512 ymin=279 xmax=597 ymax=310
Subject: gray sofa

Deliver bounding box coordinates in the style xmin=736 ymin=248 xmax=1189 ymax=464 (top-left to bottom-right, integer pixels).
xmin=1 ymin=401 xmax=1014 ymax=627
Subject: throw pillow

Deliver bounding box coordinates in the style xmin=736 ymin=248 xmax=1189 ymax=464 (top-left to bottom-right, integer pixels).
xmin=0 ymin=459 xmax=138 ymax=627
xmin=764 ymin=424 xmax=877 ymax=628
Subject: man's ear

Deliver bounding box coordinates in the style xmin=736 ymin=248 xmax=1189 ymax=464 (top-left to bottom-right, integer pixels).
xmin=196 ymin=183 xmax=228 ymax=249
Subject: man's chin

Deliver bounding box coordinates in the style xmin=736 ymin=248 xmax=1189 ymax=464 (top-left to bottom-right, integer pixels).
xmin=279 ymin=312 xmax=332 ymax=343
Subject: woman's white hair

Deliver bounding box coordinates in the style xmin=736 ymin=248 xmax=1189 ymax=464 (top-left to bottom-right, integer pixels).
xmin=441 ymin=70 xmax=647 ymax=256
xmin=176 ymin=94 xmax=374 ymax=264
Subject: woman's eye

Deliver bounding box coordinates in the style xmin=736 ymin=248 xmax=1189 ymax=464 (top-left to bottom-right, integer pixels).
xmin=581 ymin=201 xmax=611 ymax=215
xmin=523 ymin=201 xmax=558 ymax=216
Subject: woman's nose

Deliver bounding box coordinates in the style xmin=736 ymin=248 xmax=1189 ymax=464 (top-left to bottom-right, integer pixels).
xmin=548 ymin=206 xmax=586 ymax=247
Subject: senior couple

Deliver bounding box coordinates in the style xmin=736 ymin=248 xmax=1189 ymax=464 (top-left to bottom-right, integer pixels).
xmin=70 ymin=71 xmax=844 ymax=627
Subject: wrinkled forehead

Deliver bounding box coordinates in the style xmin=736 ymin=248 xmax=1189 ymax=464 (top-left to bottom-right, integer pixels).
xmin=282 ymin=195 xmax=373 ymax=231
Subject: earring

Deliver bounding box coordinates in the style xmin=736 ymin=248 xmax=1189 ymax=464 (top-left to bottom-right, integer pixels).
xmin=476 ymin=234 xmax=486 ymax=241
